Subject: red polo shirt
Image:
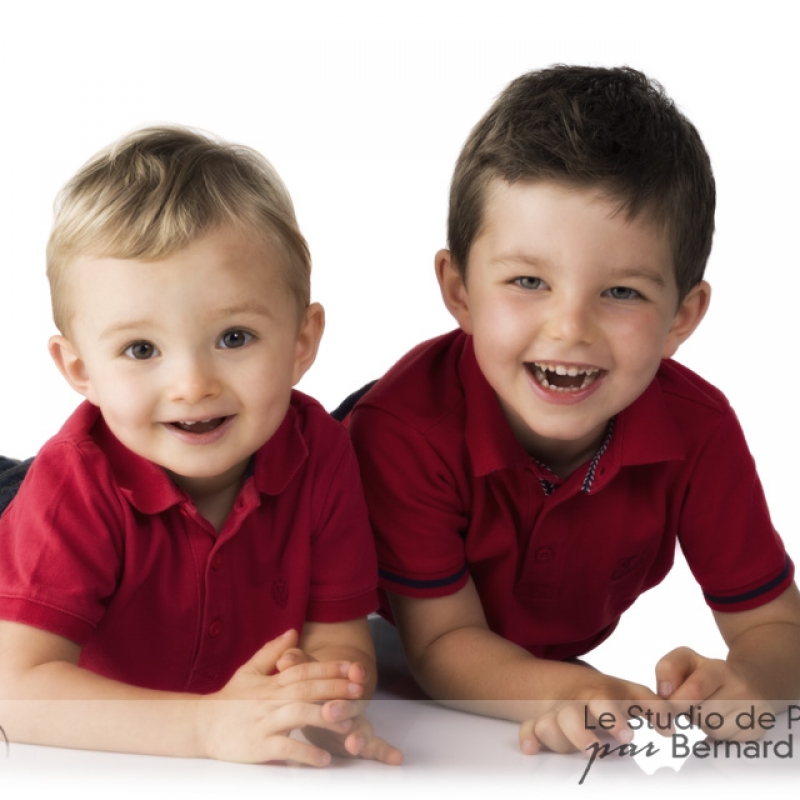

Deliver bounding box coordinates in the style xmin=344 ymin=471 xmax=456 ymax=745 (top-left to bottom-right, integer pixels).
xmin=0 ymin=394 xmax=378 ymax=693
xmin=349 ymin=330 xmax=793 ymax=661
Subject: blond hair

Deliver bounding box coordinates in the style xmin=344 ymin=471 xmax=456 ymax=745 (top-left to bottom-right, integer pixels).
xmin=46 ymin=126 xmax=311 ymax=332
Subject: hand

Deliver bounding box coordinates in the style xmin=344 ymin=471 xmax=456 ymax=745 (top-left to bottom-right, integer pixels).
xmin=518 ymin=672 xmax=668 ymax=756
xmin=655 ymin=646 xmax=774 ymax=740
xmin=196 ymin=629 xmax=363 ymax=765
xmin=277 ymin=647 xmax=403 ymax=765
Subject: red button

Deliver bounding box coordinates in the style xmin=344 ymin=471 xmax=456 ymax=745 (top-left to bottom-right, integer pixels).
xmin=208 ymin=621 xmax=222 ymax=638
xmin=535 ymin=548 xmax=554 ymax=563
xmin=211 ymin=554 xmax=223 ymax=570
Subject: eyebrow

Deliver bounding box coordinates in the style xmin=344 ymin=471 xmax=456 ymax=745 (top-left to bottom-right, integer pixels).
xmin=493 ymin=254 xmax=668 ymax=289
xmin=98 ymin=319 xmax=157 ymax=341
xmin=209 ymin=301 xmax=276 ymax=320
xmin=605 ymin=267 xmax=667 ymax=288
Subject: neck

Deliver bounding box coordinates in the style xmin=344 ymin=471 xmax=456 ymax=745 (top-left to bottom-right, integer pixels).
xmin=167 ymin=458 xmax=250 ymax=532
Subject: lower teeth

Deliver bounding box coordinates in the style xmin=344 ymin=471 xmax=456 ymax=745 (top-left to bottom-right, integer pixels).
xmin=533 ymin=368 xmax=595 ymax=393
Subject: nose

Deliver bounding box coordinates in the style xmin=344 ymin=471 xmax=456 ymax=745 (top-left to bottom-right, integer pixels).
xmin=542 ymin=292 xmax=596 ymax=346
xmin=166 ymin=353 xmax=221 ymax=404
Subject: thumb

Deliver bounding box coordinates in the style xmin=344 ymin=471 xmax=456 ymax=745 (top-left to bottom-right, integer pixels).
xmin=655 ymin=646 xmax=698 ymax=698
xmin=241 ymin=629 xmax=299 ymax=676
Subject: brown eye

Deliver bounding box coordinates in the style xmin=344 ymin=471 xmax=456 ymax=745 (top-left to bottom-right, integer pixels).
xmin=219 ymin=330 xmax=253 ymax=349
xmin=124 ymin=341 xmax=158 ymax=360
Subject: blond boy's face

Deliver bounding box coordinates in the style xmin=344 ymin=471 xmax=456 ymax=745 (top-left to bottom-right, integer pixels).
xmin=51 ymin=226 xmax=323 ymax=498
xmin=439 ymin=179 xmax=709 ymax=472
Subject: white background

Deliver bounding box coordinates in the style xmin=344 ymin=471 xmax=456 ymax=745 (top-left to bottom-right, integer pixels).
xmin=1 ymin=0 xmax=799 ymax=687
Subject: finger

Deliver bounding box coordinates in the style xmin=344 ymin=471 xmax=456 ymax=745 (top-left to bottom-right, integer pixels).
xmin=357 ymin=730 xmax=404 ymax=765
xmin=321 ymin=698 xmax=366 ymax=723
xmin=534 ymin=710 xmax=592 ymax=755
xmin=343 ymin=717 xmax=372 ymax=756
xmin=655 ymin=647 xmax=699 ymax=698
xmin=274 ymin=676 xmax=364 ymax=705
xmin=623 ymin=686 xmax=676 ymax=737
xmin=342 ymin=717 xmax=403 ymax=765
xmin=276 ymin=648 xmax=310 ymax=672
xmin=241 ymin=630 xmax=299 ymax=676
xmin=668 ymin=661 xmax=726 ymax=705
xmin=275 ymin=659 xmax=352 ymax=685
xmin=586 ymin=698 xmax=634 ymax=745
xmin=346 ymin=661 xmax=368 ymax=685
xmin=519 ymin=718 xmax=542 ymax=755
xmin=270 ymin=700 xmax=354 ymax=736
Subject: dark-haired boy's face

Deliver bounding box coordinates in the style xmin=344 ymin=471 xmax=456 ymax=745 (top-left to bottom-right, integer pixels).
xmin=439 ymin=179 xmax=709 ymax=473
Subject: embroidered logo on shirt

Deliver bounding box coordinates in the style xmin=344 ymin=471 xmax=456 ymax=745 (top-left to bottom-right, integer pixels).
xmin=611 ymin=555 xmax=641 ymax=580
xmin=271 ymin=578 xmax=289 ymax=608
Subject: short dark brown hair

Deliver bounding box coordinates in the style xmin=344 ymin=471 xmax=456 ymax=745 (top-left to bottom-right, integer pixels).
xmin=448 ymin=65 xmax=715 ymax=300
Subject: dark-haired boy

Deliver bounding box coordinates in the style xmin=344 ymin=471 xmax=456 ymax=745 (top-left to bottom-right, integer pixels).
xmin=348 ymin=66 xmax=800 ymax=755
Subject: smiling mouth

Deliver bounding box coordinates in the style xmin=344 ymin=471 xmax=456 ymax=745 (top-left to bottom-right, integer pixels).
xmin=170 ymin=417 xmax=229 ymax=434
xmin=528 ymin=362 xmax=604 ymax=393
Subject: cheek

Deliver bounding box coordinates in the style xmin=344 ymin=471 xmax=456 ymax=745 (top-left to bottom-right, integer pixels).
xmin=93 ymin=370 xmax=155 ymax=425
xmin=472 ymin=295 xmax=531 ymax=351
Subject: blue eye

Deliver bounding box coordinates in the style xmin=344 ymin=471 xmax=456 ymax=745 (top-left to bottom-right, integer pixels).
xmin=606 ymin=286 xmax=641 ymax=300
xmin=514 ymin=276 xmax=546 ymax=290
xmin=123 ymin=341 xmax=158 ymax=360
xmin=219 ymin=329 xmax=254 ymax=349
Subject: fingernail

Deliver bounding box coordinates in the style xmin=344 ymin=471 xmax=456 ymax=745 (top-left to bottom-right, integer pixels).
xmin=339 ymin=662 xmax=352 ymax=676
xmin=618 ymin=729 xmax=633 ymax=744
xmin=658 ymin=681 xmax=673 ymax=697
xmin=521 ymin=739 xmax=536 ymax=755
xmin=348 ymin=682 xmax=361 ymax=696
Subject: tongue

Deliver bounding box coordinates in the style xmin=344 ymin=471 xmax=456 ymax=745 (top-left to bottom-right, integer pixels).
xmin=175 ymin=419 xmax=224 ymax=434
xmin=546 ymin=372 xmax=584 ymax=389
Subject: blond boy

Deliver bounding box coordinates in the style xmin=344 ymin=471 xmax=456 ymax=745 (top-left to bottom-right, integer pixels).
xmin=0 ymin=127 xmax=400 ymax=766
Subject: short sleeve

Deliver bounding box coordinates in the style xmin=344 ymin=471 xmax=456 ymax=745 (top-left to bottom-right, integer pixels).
xmin=0 ymin=440 xmax=124 ymax=643
xmin=304 ymin=427 xmax=379 ymax=622
xmin=678 ymin=406 xmax=793 ymax=612
xmin=349 ymin=406 xmax=470 ymax=598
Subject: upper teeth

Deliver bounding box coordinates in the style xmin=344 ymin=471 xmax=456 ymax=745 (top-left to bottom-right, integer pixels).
xmin=533 ymin=362 xmax=599 ymax=377
xmin=181 ymin=419 xmax=214 ymax=426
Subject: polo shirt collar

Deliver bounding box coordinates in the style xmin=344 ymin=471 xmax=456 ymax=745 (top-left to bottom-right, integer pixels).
xmin=92 ymin=402 xmax=308 ymax=515
xmin=459 ymin=336 xmax=533 ymax=477
xmin=458 ymin=337 xmax=686 ymax=485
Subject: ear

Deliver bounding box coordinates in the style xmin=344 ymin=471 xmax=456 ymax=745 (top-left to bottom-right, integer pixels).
xmin=662 ymin=280 xmax=711 ymax=359
xmin=48 ymin=335 xmax=97 ymax=402
xmin=292 ymin=302 xmax=325 ymax=385
xmin=435 ymin=249 xmax=473 ymax=334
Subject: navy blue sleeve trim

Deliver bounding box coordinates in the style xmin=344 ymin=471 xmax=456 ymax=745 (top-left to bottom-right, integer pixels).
xmin=379 ymin=563 xmax=468 ymax=590
xmin=704 ymin=556 xmax=793 ymax=606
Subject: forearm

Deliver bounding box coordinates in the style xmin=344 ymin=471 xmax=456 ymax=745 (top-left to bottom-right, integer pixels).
xmin=410 ymin=623 xmax=610 ymax=722
xmin=727 ymin=621 xmax=800 ymax=703
xmin=712 ymin=586 xmax=800 ymax=706
xmin=0 ymin=659 xmax=204 ymax=757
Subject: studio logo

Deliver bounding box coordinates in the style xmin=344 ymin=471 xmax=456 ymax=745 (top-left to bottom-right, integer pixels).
xmin=578 ymin=704 xmax=799 ymax=784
